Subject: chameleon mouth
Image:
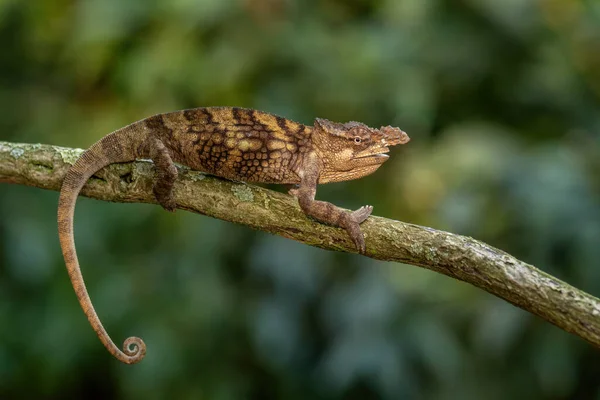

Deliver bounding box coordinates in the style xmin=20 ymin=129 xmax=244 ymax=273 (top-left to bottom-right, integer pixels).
xmin=356 ymin=147 xmax=390 ymax=160
xmin=371 ymin=151 xmax=389 ymax=159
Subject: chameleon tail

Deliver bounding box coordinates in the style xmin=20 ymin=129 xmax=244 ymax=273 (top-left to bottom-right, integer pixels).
xmin=57 ymin=131 xmax=146 ymax=364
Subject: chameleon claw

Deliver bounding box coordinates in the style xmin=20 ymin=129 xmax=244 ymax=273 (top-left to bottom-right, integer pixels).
xmin=163 ymin=202 xmax=177 ymax=212
xmin=155 ymin=194 xmax=177 ymax=212
xmin=341 ymin=210 xmax=369 ymax=254
xmin=355 ymin=233 xmax=367 ymax=254
xmin=351 ymin=205 xmax=373 ymax=224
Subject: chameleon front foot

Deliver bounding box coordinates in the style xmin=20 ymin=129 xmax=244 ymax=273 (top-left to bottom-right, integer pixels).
xmin=341 ymin=205 xmax=373 ymax=254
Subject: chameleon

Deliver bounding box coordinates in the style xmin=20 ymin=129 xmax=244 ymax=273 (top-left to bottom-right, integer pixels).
xmin=57 ymin=106 xmax=410 ymax=364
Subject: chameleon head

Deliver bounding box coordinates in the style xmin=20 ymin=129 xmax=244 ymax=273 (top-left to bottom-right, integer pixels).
xmin=312 ymin=118 xmax=410 ymax=183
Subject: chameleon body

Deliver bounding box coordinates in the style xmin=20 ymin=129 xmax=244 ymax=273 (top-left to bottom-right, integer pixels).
xmin=57 ymin=107 xmax=410 ymax=364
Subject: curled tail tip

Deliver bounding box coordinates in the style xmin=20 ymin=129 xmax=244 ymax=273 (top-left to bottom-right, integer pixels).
xmin=120 ymin=336 xmax=146 ymax=364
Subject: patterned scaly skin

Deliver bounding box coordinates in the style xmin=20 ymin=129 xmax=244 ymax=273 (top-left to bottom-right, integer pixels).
xmin=57 ymin=106 xmax=410 ymax=364
xmin=146 ymin=107 xmax=311 ymax=184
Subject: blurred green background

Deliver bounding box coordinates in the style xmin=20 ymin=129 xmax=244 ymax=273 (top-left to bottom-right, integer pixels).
xmin=1 ymin=0 xmax=600 ymax=399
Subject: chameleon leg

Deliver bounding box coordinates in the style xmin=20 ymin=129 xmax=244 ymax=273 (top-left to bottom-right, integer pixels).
xmin=147 ymin=138 xmax=178 ymax=212
xmin=291 ymin=177 xmax=373 ymax=254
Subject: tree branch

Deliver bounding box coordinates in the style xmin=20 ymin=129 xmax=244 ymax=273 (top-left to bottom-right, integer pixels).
xmin=2 ymin=140 xmax=599 ymax=347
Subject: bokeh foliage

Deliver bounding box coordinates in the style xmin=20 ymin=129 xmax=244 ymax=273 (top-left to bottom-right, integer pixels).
xmin=1 ymin=0 xmax=600 ymax=399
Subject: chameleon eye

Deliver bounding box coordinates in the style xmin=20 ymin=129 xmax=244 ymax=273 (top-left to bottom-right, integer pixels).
xmin=354 ymin=136 xmax=362 ymax=144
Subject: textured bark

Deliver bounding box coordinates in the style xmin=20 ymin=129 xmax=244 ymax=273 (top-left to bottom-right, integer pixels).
xmin=2 ymin=140 xmax=600 ymax=347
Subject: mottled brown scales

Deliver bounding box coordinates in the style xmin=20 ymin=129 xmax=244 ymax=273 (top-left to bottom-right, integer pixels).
xmin=151 ymin=107 xmax=307 ymax=183
xmin=57 ymin=106 xmax=410 ymax=364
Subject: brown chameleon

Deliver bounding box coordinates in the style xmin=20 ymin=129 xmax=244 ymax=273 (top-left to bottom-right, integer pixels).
xmin=57 ymin=107 xmax=410 ymax=364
